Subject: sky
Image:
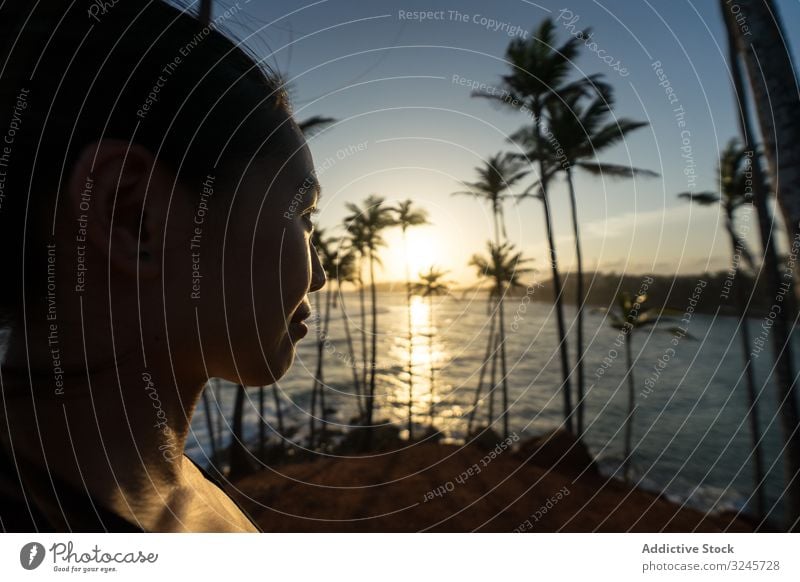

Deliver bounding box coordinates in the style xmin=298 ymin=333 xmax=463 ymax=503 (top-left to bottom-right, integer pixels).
xmin=181 ymin=0 xmax=800 ymax=284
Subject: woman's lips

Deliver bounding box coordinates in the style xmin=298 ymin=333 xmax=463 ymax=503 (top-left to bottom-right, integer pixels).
xmin=289 ymin=303 xmax=312 ymax=339
xmin=290 ymin=320 xmax=309 ymax=340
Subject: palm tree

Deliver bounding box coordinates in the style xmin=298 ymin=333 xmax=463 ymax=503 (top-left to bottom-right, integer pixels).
xmin=453 ymin=153 xmax=527 ymax=244
xmin=607 ymin=292 xmax=659 ymax=481
xmin=723 ymin=0 xmax=800 ymax=531
xmin=199 ymin=0 xmax=212 ymax=25
xmin=346 ymin=222 xmax=370 ymax=401
xmin=332 ymin=246 xmax=365 ymax=420
xmin=469 ymin=242 xmax=533 ymax=438
xmin=467 ymin=306 xmax=498 ymax=437
xmin=271 ymin=388 xmax=286 ymax=452
xmin=394 ymin=200 xmax=430 ymax=440
xmin=678 ymin=139 xmax=766 ymax=519
xmin=454 ymin=154 xmax=526 ymax=439
xmin=257 ymin=382 xmax=266 ymax=460
xmin=229 ymin=384 xmax=251 ymax=478
xmin=344 ymin=195 xmax=396 ymax=434
xmin=515 ymin=86 xmax=657 ymax=436
xmin=309 ymin=229 xmax=336 ymax=448
xmin=412 ymin=267 xmax=450 ymax=428
xmin=474 ymin=18 xmax=607 ymax=433
xmin=727 ymin=0 xmax=800 ymax=268
xmin=197 ymin=0 xmax=218 ymax=462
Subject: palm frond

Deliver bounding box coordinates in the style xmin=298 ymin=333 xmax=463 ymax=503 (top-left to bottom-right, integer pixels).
xmin=576 ymin=162 xmax=660 ymax=179
xmin=677 ymin=191 xmax=721 ymax=205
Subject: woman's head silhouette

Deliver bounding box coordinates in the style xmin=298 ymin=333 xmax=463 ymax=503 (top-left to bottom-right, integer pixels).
xmin=0 ymin=0 xmax=325 ymax=532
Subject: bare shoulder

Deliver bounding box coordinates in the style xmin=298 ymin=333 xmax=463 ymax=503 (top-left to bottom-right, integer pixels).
xmin=175 ymin=459 xmax=260 ymax=533
xmin=115 ymin=459 xmax=260 ymax=532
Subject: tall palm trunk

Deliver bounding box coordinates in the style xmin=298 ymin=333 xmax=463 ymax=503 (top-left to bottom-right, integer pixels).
xmin=258 ymin=385 xmax=265 ymax=459
xmin=229 ymin=384 xmax=249 ymax=477
xmin=271 ymin=384 xmax=285 ymax=452
xmin=488 ymin=313 xmax=499 ymax=427
xmin=492 ymin=202 xmax=502 ymax=246
xmin=540 ymin=182 xmax=574 ymax=433
xmin=339 ymin=289 xmax=364 ymax=419
xmin=724 ymin=2 xmax=800 ymax=530
xmin=428 ymin=295 xmax=436 ymax=425
xmin=357 ymin=257 xmax=369 ymax=416
xmin=366 ymin=250 xmax=379 ymax=429
xmin=468 ymin=311 xmax=497 ymax=434
xmin=534 ymin=106 xmax=574 ymax=434
xmin=725 ymin=215 xmax=767 ymax=519
xmin=622 ymin=333 xmax=636 ymax=480
xmin=566 ymin=167 xmax=585 ymax=436
xmin=485 ymin=200 xmax=504 ymax=433
xmin=309 ymin=293 xmax=323 ymax=447
xmin=497 ymin=287 xmax=510 ymax=439
xmin=319 ymin=281 xmax=335 ymax=447
xmin=403 ymin=228 xmax=415 ymax=439
xmin=199 ymin=0 xmax=212 ymax=24
xmin=731 ymin=0 xmax=800 ymax=280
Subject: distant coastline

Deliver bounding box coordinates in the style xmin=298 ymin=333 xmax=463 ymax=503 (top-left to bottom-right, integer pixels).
xmin=360 ymin=271 xmax=784 ymax=318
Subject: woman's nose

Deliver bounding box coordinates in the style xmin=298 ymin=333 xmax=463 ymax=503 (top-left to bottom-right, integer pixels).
xmin=310 ymin=245 xmax=327 ymax=292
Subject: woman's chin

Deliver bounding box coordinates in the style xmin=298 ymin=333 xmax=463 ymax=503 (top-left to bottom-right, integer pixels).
xmin=217 ymin=335 xmax=298 ymax=386
xmin=246 ymin=350 xmax=296 ymax=386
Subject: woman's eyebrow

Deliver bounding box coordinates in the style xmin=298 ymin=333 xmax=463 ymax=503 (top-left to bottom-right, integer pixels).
xmin=310 ymin=180 xmax=322 ymax=202
xmin=299 ymin=176 xmax=322 ymax=204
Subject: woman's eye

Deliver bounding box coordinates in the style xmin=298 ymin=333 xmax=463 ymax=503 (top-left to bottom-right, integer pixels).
xmin=302 ymin=207 xmax=319 ymax=230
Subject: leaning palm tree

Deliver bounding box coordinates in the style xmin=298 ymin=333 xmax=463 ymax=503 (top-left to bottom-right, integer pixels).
xmin=412 ymin=267 xmax=450 ymax=428
xmin=469 ymin=242 xmax=533 ymax=438
xmin=607 ymin=292 xmax=658 ymax=481
xmin=722 ymin=0 xmax=800 ymax=532
xmin=454 ymin=154 xmax=526 ymax=438
xmin=678 ymin=139 xmax=766 ymax=519
xmin=344 ymin=195 xmax=396 ymax=433
xmin=474 ymin=18 xmax=607 ymax=433
xmin=727 ymin=0 xmax=800 ymax=265
xmin=394 ymin=200 xmax=430 ymax=440
xmin=453 ymin=153 xmax=527 ymax=244
xmin=515 ymin=86 xmax=657 ymax=436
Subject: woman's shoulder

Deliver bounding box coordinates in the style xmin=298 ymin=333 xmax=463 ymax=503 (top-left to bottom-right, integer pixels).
xmin=0 ymin=444 xmax=144 ymax=533
xmin=0 ymin=444 xmax=260 ymax=532
xmin=178 ymin=455 xmax=262 ymax=533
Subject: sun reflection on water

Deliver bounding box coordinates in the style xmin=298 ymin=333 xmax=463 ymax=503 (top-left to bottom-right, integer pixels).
xmin=388 ymin=294 xmax=455 ymax=438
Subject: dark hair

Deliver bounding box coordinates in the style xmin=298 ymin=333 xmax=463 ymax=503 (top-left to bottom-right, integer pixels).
xmin=0 ymin=0 xmax=294 ymax=322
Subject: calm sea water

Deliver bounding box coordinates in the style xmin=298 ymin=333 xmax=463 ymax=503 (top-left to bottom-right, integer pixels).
xmin=188 ymin=290 xmax=793 ymax=520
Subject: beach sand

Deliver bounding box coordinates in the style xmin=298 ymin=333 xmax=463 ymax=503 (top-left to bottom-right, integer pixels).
xmin=230 ymin=430 xmax=756 ymax=532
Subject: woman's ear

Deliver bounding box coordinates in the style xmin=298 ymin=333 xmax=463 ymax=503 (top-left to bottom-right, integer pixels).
xmin=65 ymin=139 xmax=174 ymax=279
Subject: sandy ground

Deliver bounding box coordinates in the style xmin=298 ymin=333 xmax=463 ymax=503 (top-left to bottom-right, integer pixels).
xmin=229 ymin=430 xmax=755 ymax=532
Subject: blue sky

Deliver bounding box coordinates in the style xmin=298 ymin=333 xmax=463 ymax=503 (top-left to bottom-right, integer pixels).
xmin=191 ymin=0 xmax=800 ymax=283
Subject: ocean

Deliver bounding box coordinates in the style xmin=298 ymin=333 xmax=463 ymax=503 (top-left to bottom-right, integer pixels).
xmin=187 ymin=290 xmax=793 ymax=521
